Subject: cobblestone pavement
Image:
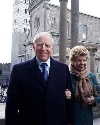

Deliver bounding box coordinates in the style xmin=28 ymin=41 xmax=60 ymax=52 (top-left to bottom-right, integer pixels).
xmin=0 ymin=103 xmax=100 ymax=124
xmin=0 ymin=103 xmax=5 ymax=119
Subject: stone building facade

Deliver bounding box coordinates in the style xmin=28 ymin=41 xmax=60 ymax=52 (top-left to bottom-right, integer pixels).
xmin=27 ymin=0 xmax=100 ymax=77
xmin=11 ymin=0 xmax=100 ymax=81
xmin=10 ymin=0 xmax=100 ymax=119
xmin=11 ymin=0 xmax=30 ymax=69
xmin=0 ymin=63 xmax=11 ymax=86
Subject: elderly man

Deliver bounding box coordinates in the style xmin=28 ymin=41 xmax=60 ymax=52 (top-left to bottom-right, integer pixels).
xmin=5 ymin=32 xmax=74 ymax=125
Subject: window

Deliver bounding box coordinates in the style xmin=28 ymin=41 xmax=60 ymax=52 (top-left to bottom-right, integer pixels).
xmin=29 ymin=10 xmax=30 ymax=15
xmin=24 ymin=19 xmax=27 ymax=24
xmin=14 ymin=19 xmax=18 ymax=23
xmin=24 ymin=0 xmax=29 ymax=3
xmin=25 ymin=9 xmax=27 ymax=14
xmin=0 ymin=70 xmax=2 ymax=76
xmin=17 ymin=8 xmax=19 ymax=13
xmin=14 ymin=28 xmax=19 ymax=32
xmin=27 ymin=54 xmax=29 ymax=60
xmin=67 ymin=21 xmax=69 ymax=37
xmin=24 ymin=28 xmax=27 ymax=32
xmin=34 ymin=17 xmax=40 ymax=31
xmin=82 ymin=25 xmax=87 ymax=39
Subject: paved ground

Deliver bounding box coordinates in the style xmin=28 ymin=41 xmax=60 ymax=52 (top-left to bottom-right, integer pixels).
xmin=0 ymin=103 xmax=5 ymax=119
xmin=0 ymin=103 xmax=100 ymax=124
xmin=93 ymin=118 xmax=100 ymax=125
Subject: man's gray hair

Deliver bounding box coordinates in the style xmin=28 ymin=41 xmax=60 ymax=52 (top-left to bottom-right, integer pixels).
xmin=33 ymin=32 xmax=54 ymax=44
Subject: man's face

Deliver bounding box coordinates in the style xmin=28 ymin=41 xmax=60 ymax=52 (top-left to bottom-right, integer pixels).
xmin=73 ymin=56 xmax=87 ymax=71
xmin=32 ymin=34 xmax=53 ymax=62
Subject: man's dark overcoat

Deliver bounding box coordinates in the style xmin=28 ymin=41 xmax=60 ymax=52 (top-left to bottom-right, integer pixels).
xmin=5 ymin=57 xmax=74 ymax=125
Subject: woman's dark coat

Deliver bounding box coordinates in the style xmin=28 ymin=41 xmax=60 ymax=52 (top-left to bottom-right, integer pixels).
xmin=71 ymin=72 xmax=100 ymax=125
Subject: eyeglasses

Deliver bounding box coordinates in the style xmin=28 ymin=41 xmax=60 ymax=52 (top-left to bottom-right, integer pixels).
xmin=36 ymin=42 xmax=51 ymax=48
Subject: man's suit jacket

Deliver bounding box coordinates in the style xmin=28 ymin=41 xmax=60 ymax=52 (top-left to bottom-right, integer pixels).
xmin=5 ymin=57 xmax=74 ymax=125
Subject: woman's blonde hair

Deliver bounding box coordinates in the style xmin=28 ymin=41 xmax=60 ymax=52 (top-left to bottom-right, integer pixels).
xmin=69 ymin=45 xmax=89 ymax=65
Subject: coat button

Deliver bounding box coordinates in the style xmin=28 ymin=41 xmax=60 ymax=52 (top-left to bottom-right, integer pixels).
xmin=83 ymin=113 xmax=87 ymax=116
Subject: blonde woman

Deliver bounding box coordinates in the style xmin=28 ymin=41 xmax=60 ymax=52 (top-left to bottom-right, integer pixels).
xmin=67 ymin=45 xmax=100 ymax=125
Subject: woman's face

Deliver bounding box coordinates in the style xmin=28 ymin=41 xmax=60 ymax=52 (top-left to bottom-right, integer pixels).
xmin=73 ymin=55 xmax=87 ymax=71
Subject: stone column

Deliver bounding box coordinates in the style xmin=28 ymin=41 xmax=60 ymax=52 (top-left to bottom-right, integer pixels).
xmin=43 ymin=3 xmax=50 ymax=31
xmin=0 ymin=70 xmax=2 ymax=76
xmin=71 ymin=0 xmax=79 ymax=48
xmin=88 ymin=47 xmax=97 ymax=74
xmin=59 ymin=0 xmax=68 ymax=63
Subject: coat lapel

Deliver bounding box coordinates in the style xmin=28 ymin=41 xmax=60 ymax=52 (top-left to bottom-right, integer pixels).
xmin=47 ymin=58 xmax=60 ymax=89
xmin=29 ymin=57 xmax=46 ymax=88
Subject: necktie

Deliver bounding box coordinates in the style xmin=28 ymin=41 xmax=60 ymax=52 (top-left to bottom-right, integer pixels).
xmin=40 ymin=63 xmax=48 ymax=81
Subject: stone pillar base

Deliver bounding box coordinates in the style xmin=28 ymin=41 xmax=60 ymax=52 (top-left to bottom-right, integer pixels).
xmin=0 ymin=119 xmax=5 ymax=125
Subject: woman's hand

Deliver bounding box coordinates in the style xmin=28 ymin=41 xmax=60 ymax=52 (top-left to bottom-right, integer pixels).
xmin=86 ymin=96 xmax=95 ymax=105
xmin=65 ymin=89 xmax=71 ymax=99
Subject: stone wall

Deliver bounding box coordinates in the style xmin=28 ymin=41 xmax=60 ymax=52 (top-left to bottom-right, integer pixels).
xmin=0 ymin=119 xmax=5 ymax=125
xmin=93 ymin=104 xmax=100 ymax=119
xmin=0 ymin=63 xmax=11 ymax=86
